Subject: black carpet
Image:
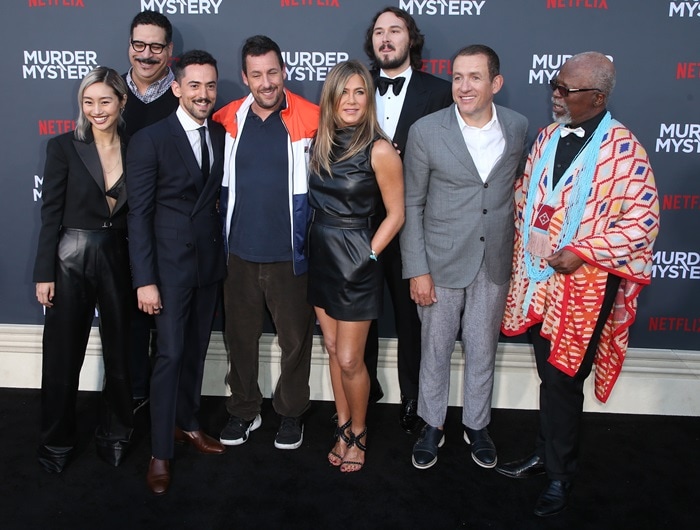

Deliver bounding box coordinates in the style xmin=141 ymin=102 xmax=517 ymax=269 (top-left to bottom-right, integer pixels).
xmin=1 ymin=388 xmax=697 ymax=529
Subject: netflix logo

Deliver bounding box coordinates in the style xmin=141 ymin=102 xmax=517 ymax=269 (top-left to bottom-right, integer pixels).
xmin=648 ymin=316 xmax=700 ymax=332
xmin=38 ymin=120 xmax=76 ymax=136
xmin=546 ymin=0 xmax=608 ymax=8
xmin=28 ymin=0 xmax=85 ymax=6
xmin=661 ymin=195 xmax=700 ymax=210
xmin=421 ymin=58 xmax=452 ymax=76
xmin=676 ymin=62 xmax=700 ymax=79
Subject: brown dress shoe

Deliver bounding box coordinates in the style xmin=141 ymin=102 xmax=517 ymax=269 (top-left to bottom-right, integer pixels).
xmin=174 ymin=427 xmax=226 ymax=454
xmin=146 ymin=457 xmax=170 ymax=495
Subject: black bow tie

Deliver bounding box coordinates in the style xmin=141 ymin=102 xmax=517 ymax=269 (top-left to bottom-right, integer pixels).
xmin=377 ymin=76 xmax=406 ymax=96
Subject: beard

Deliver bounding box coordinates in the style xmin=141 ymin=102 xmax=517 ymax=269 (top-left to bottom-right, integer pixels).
xmin=375 ymin=46 xmax=410 ymax=71
xmin=553 ymin=111 xmax=571 ymax=125
xmin=552 ymin=97 xmax=571 ymax=125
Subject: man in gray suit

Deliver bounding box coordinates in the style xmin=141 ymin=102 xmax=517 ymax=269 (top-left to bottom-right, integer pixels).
xmin=400 ymin=45 xmax=528 ymax=470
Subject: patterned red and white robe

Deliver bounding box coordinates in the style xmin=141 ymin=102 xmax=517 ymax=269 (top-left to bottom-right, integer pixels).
xmin=501 ymin=120 xmax=660 ymax=403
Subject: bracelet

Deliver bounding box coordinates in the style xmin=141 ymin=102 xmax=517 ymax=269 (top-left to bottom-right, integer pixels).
xmin=369 ymin=249 xmax=378 ymax=261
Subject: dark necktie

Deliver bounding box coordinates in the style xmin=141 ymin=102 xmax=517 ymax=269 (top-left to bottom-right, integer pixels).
xmin=376 ymin=76 xmax=406 ymax=96
xmin=198 ymin=126 xmax=210 ymax=181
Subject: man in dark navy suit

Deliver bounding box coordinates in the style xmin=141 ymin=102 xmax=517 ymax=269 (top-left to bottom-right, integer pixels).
xmin=127 ymin=49 xmax=226 ymax=495
xmin=363 ymin=7 xmax=452 ymax=433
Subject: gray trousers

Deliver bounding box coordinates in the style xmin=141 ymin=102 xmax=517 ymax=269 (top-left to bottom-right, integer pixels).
xmin=417 ymin=263 xmax=508 ymax=430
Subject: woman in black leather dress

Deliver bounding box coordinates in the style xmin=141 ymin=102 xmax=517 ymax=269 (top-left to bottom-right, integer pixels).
xmin=308 ymin=60 xmax=404 ymax=472
xmin=33 ymin=67 xmax=133 ymax=473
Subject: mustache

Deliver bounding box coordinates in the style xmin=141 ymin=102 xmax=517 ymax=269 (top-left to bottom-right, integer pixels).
xmin=193 ymin=98 xmax=212 ymax=105
xmin=379 ymin=44 xmax=395 ymax=52
xmin=551 ymin=96 xmax=567 ymax=107
xmin=136 ymin=57 xmax=159 ymax=65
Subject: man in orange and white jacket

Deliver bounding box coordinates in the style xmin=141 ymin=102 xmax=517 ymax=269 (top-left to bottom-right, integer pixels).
xmin=212 ymin=35 xmax=319 ymax=451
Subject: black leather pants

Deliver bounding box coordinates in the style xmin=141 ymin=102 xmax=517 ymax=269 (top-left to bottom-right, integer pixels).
xmin=39 ymin=228 xmax=134 ymax=467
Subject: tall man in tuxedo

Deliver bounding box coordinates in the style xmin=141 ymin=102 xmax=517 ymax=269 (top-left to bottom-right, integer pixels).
xmin=401 ymin=45 xmax=528 ymax=470
xmin=127 ymin=50 xmax=226 ymax=495
xmin=123 ymin=10 xmax=179 ymax=411
xmin=363 ymin=6 xmax=452 ymax=433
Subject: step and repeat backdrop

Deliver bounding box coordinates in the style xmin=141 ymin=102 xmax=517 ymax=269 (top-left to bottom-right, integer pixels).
xmin=1 ymin=0 xmax=698 ymax=350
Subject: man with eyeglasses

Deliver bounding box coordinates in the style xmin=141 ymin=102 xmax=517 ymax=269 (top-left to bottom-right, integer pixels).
xmin=123 ymin=10 xmax=179 ymax=415
xmin=123 ymin=10 xmax=178 ymax=136
xmin=498 ymin=52 xmax=659 ymax=517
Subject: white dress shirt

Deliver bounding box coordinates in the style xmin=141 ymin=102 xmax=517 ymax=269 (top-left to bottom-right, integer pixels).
xmin=455 ymin=103 xmax=504 ymax=182
xmin=375 ymin=65 xmax=413 ymax=141
xmin=176 ymin=106 xmax=212 ymax=171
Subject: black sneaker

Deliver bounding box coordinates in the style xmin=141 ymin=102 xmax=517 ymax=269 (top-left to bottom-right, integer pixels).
xmin=274 ymin=416 xmax=303 ymax=450
xmin=219 ymin=414 xmax=261 ymax=446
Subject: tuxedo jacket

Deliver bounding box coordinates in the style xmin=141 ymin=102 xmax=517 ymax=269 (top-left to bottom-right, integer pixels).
xmin=401 ymin=104 xmax=529 ymax=288
xmin=126 ymin=111 xmax=226 ymax=289
xmin=373 ymin=69 xmax=453 ymax=157
xmin=33 ymin=129 xmax=129 ymax=282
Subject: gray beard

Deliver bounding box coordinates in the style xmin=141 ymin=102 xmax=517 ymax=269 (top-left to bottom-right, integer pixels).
xmin=553 ymin=112 xmax=571 ymax=125
xmin=551 ymin=96 xmax=571 ymax=125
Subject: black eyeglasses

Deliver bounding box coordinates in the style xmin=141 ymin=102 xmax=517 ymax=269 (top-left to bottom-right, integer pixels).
xmin=549 ymin=79 xmax=600 ymax=97
xmin=130 ymin=40 xmax=168 ymax=54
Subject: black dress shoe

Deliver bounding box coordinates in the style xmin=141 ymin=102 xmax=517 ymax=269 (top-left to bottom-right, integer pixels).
xmin=463 ymin=426 xmax=497 ymax=468
xmin=399 ymin=398 xmax=424 ymax=434
xmin=496 ymin=454 xmax=545 ymax=479
xmin=95 ymin=438 xmax=130 ymax=467
xmin=534 ymin=480 xmax=572 ymax=517
xmin=37 ymin=445 xmax=72 ymax=474
xmin=412 ymin=425 xmax=445 ymax=469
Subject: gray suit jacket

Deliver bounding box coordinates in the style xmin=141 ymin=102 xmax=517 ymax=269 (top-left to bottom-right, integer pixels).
xmin=400 ymin=104 xmax=528 ymax=288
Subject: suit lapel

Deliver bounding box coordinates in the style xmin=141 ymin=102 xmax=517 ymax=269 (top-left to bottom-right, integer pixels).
xmin=168 ymin=113 xmax=204 ymax=193
xmin=373 ymin=70 xmax=432 ymax=153
xmin=191 ymin=118 xmax=224 ymax=215
xmin=200 ymin=118 xmax=223 ymax=198
xmin=440 ymin=107 xmax=481 ymax=180
xmin=394 ymin=74 xmax=427 ymax=146
xmin=111 ymin=138 xmax=128 ymax=215
xmin=484 ymin=105 xmax=515 ymax=182
xmin=208 ymin=118 xmax=224 ymax=171
xmin=73 ymin=137 xmax=105 ymax=194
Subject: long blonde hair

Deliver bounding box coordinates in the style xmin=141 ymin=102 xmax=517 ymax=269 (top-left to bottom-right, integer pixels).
xmin=310 ymin=60 xmax=388 ymax=175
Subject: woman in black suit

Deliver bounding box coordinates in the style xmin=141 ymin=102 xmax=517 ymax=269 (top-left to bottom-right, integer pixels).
xmin=33 ymin=66 xmax=133 ymax=473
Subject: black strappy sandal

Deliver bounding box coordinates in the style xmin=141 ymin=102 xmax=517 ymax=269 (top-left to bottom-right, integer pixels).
xmin=328 ymin=418 xmax=352 ymax=466
xmin=340 ymin=428 xmax=367 ymax=472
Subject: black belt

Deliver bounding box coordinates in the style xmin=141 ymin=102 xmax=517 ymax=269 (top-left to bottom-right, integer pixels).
xmin=311 ymin=210 xmax=372 ymax=229
xmin=61 ymin=225 xmax=125 ymax=234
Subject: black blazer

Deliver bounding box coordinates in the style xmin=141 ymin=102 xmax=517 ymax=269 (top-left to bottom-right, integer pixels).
xmin=33 ymin=129 xmax=129 ymax=282
xmin=373 ymin=69 xmax=453 ymax=158
xmin=126 ymin=111 xmax=226 ymax=290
